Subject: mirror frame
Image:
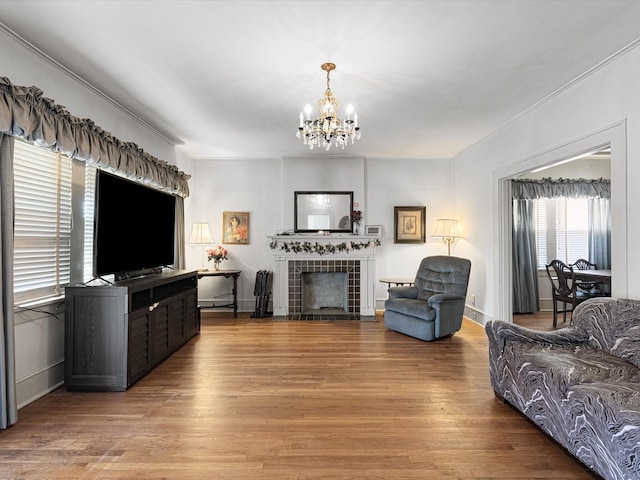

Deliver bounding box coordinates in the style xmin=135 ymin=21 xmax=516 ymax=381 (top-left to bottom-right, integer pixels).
xmin=294 ymin=191 xmax=354 ymax=233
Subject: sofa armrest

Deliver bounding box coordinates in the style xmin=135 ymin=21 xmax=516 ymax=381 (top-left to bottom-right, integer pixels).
xmin=485 ymin=320 xmax=589 ymax=355
xmin=485 ymin=320 xmax=590 ymax=398
xmin=388 ymin=286 xmax=419 ymax=299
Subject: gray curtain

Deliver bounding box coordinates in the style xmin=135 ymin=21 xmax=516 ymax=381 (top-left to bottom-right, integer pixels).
xmin=0 ymin=133 xmax=17 ymax=428
xmin=0 ymin=77 xmax=190 ymax=197
xmin=589 ymin=198 xmax=611 ymax=270
xmin=512 ymin=199 xmax=539 ymax=313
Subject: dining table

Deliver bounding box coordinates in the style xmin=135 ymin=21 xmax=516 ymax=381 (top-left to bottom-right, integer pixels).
xmin=573 ymin=269 xmax=611 ymax=285
xmin=573 ymin=269 xmax=611 ymax=296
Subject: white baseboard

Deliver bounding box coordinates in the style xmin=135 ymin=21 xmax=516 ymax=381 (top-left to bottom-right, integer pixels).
xmin=17 ymin=361 xmax=64 ymax=409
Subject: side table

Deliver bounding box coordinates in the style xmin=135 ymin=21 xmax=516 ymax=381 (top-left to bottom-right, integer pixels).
xmin=379 ymin=278 xmax=414 ymax=300
xmin=379 ymin=278 xmax=415 ymax=288
xmin=197 ymin=270 xmax=241 ymax=317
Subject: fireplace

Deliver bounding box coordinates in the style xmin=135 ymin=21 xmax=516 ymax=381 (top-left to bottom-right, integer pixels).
xmin=269 ymin=234 xmax=377 ymax=319
xmin=289 ymin=261 xmax=359 ymax=319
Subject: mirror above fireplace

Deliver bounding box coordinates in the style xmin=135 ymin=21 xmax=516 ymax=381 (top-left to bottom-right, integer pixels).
xmin=294 ymin=191 xmax=353 ymax=233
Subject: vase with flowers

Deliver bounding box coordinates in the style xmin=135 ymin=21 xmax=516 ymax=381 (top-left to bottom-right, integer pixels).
xmin=206 ymin=245 xmax=228 ymax=271
xmin=351 ymin=209 xmax=362 ymax=235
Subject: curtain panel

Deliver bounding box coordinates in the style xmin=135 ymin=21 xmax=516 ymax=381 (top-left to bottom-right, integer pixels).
xmin=589 ymin=198 xmax=612 ymax=271
xmin=0 ymin=77 xmax=190 ymax=197
xmin=512 ymin=199 xmax=539 ymax=313
xmin=0 ymin=133 xmax=17 ymax=428
xmin=512 ymin=177 xmax=610 ymax=200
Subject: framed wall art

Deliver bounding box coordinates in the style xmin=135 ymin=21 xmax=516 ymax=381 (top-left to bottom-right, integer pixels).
xmin=222 ymin=211 xmax=250 ymax=244
xmin=394 ymin=206 xmax=426 ymax=244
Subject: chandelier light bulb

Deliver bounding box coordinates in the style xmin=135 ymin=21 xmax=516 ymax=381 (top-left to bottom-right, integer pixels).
xmin=296 ymin=63 xmax=361 ymax=151
xmin=346 ymin=104 xmax=354 ymax=120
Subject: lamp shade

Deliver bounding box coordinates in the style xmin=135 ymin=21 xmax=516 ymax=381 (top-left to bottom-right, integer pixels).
xmin=189 ymin=222 xmax=214 ymax=244
xmin=432 ymin=218 xmax=461 ymax=239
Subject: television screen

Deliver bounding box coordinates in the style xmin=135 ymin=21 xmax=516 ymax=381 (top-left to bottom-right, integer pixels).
xmin=94 ymin=170 xmax=176 ymax=277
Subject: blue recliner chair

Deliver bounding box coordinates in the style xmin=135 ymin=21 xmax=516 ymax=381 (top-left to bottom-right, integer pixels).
xmin=384 ymin=256 xmax=472 ymax=341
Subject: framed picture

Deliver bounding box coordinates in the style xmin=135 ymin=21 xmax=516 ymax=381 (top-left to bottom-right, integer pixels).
xmin=394 ymin=206 xmax=426 ymax=243
xmin=222 ymin=211 xmax=250 ymax=244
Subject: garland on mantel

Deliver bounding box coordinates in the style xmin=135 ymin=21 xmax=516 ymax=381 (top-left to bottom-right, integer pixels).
xmin=269 ymin=238 xmax=381 ymax=255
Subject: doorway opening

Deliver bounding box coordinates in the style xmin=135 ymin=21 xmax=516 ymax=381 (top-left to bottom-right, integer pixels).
xmin=494 ymin=121 xmax=628 ymax=324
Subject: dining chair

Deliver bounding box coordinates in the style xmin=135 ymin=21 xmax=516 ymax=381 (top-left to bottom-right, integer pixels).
xmin=545 ymin=259 xmax=598 ymax=328
xmin=571 ymin=258 xmax=599 ymax=292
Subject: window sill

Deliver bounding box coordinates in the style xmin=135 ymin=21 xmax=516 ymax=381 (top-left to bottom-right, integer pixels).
xmin=15 ymin=295 xmax=65 ymax=311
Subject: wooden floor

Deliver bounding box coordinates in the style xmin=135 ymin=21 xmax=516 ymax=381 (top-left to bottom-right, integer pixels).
xmin=0 ymin=312 xmax=599 ymax=479
xmin=513 ymin=310 xmax=566 ymax=332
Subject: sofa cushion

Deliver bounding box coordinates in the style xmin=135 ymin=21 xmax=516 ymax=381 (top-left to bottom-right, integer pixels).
xmin=573 ymin=298 xmax=640 ymax=368
xmin=507 ymin=342 xmax=640 ymax=395
xmin=385 ymin=297 xmax=435 ymax=321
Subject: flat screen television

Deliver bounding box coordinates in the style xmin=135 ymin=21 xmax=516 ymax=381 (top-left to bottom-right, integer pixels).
xmin=93 ymin=170 xmax=176 ymax=278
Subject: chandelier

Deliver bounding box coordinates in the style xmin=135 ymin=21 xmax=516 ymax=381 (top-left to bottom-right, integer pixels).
xmin=297 ymin=62 xmax=361 ymax=151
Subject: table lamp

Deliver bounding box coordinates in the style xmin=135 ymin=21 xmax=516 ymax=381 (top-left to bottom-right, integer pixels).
xmin=189 ymin=222 xmax=214 ymax=271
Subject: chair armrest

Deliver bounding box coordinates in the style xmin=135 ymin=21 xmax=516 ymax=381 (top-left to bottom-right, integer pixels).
xmin=427 ymin=293 xmax=464 ymax=307
xmin=387 ymin=286 xmax=419 ymax=299
xmin=427 ymin=294 xmax=466 ymax=338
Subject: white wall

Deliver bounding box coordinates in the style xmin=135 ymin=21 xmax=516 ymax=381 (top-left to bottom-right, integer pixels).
xmin=453 ymin=42 xmax=640 ymax=321
xmin=185 ymin=157 xmax=283 ymax=309
xmin=366 ymin=158 xmax=455 ymax=301
xmin=183 ymin=156 xmax=455 ymax=310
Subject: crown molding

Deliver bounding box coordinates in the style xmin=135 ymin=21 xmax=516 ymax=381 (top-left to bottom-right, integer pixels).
xmin=0 ymin=22 xmax=183 ymax=147
xmin=475 ymin=37 xmax=640 ymax=149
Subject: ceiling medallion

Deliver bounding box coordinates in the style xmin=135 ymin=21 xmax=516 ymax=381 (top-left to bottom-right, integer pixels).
xmin=297 ymin=62 xmax=361 ymax=151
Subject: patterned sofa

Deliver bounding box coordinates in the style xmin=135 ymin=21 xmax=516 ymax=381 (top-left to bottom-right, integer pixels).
xmin=486 ymin=298 xmax=640 ymax=480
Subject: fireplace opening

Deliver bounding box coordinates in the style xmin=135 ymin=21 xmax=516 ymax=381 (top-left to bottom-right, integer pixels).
xmin=287 ymin=259 xmax=361 ymax=319
xmin=301 ymin=272 xmax=348 ymax=315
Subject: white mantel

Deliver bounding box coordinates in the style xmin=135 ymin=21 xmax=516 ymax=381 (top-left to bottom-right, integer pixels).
xmin=268 ymin=234 xmax=379 ymax=317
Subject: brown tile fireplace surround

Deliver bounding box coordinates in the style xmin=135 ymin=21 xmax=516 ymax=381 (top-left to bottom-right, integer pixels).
xmin=268 ymin=235 xmax=378 ymax=319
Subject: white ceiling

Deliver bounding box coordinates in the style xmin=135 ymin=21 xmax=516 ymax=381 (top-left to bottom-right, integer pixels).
xmin=1 ymin=1 xmax=640 ymax=160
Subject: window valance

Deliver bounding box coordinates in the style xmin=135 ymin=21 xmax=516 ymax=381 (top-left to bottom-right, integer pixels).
xmin=512 ymin=177 xmax=610 ymax=200
xmin=0 ymin=76 xmax=190 ymax=197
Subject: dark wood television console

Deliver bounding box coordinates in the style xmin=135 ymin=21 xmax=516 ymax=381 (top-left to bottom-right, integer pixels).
xmin=64 ymin=270 xmax=199 ymax=391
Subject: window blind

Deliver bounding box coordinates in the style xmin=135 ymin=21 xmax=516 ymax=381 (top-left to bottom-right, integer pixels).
xmin=555 ymin=198 xmax=589 ymax=264
xmin=83 ymin=163 xmax=97 ymax=282
xmin=535 ymin=197 xmax=589 ymax=268
xmin=13 ymin=139 xmax=72 ymax=304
